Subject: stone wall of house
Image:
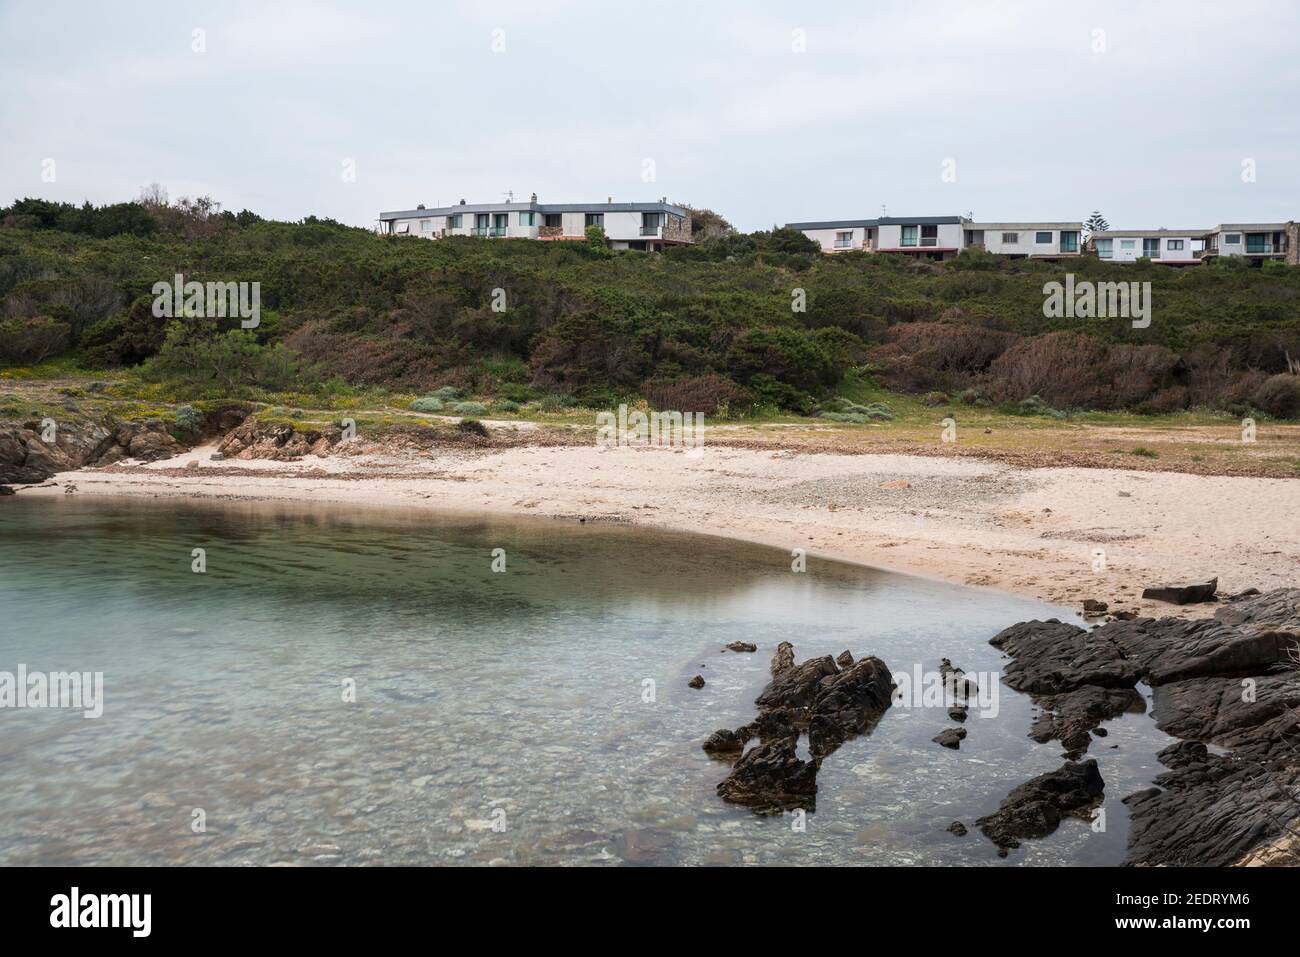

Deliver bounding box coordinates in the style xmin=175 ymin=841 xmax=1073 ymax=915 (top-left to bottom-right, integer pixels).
xmin=664 ymin=213 xmax=693 ymax=244
xmin=1287 ymin=222 xmax=1299 ymax=266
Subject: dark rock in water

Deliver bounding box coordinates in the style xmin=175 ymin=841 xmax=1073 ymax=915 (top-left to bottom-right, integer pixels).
xmin=715 ymin=738 xmax=817 ymax=812
xmin=736 ymin=708 xmax=800 ymax=746
xmin=1102 ymin=615 xmax=1291 ymax=685
xmin=989 ymin=619 xmax=1141 ymax=694
xmin=933 ymin=727 xmax=967 ymax=749
xmin=948 ymin=704 xmax=968 ymax=722
xmin=977 ymin=760 xmax=1104 ymax=851
xmin=1082 ymin=599 xmax=1109 ymax=615
xmin=1156 ymin=740 xmax=1208 ymax=770
xmin=1113 ymin=610 xmax=1137 ymax=621
xmin=756 ymin=655 xmax=839 ymax=712
xmin=807 ymin=656 xmax=893 ymax=757
xmin=1150 ymin=673 xmax=1300 ymax=746
xmin=702 ymin=728 xmax=748 ymax=756
xmin=726 ymin=641 xmax=757 ymax=653
xmin=688 ymin=675 xmax=705 ymax=689
xmin=836 ymin=650 xmax=854 ymax=669
xmin=948 ymin=821 xmax=968 ymax=836
xmin=1142 ymin=578 xmax=1217 ymax=605
xmin=1124 ymin=751 xmax=1300 ymax=866
xmin=0 ymin=485 xmax=14 ymax=496
xmin=770 ymin=641 xmax=796 ymax=677
xmin=1028 ymin=685 xmax=1146 ymax=757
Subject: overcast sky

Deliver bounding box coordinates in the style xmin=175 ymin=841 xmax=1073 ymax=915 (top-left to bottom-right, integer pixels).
xmin=3 ymin=0 xmax=1298 ymax=231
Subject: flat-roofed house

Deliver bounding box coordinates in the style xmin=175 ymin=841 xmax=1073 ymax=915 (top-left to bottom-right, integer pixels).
xmin=1090 ymin=229 xmax=1204 ymax=265
xmin=783 ymin=218 xmax=879 ymax=253
xmin=873 ymin=216 xmax=965 ymax=261
xmin=379 ymin=197 xmax=692 ymax=251
xmin=963 ymin=223 xmax=1082 ymax=258
xmin=1202 ymin=223 xmax=1296 ymax=265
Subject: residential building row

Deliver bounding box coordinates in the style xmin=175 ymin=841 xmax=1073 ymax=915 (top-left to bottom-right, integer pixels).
xmin=786 ymin=214 xmax=1300 ymax=265
xmin=378 ymin=196 xmax=1300 ymax=265
xmin=378 ymin=195 xmax=690 ymax=252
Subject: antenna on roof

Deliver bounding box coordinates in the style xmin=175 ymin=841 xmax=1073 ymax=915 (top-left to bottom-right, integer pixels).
xmin=503 ymin=190 xmax=514 ymax=204
xmin=880 ymin=204 xmax=887 ymax=217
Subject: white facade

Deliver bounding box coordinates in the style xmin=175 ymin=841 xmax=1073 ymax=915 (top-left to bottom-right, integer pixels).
xmin=965 ymin=223 xmax=1082 ymax=257
xmin=1091 ymin=230 xmax=1203 ymax=264
xmin=794 ymin=223 xmax=877 ymax=252
xmin=873 ymin=219 xmax=964 ymax=258
xmin=380 ymin=201 xmax=691 ymax=249
xmin=1203 ymin=223 xmax=1291 ymax=260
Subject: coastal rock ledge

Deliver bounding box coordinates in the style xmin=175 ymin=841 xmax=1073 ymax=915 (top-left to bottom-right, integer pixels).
xmin=989 ymin=587 xmax=1300 ymax=865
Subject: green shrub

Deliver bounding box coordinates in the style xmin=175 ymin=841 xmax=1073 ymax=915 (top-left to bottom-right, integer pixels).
xmin=409 ymin=396 xmax=445 ymax=413
xmin=1251 ymin=375 xmax=1300 ymax=419
xmin=453 ymin=401 xmax=487 ymax=416
xmin=492 ymin=399 xmax=520 ymax=413
xmin=540 ymin=393 xmax=577 ymax=412
xmin=0 ymin=315 xmax=70 ymax=364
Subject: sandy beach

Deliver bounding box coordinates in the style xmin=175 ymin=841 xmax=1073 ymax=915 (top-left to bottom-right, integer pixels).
xmin=23 ymin=436 xmax=1299 ymax=617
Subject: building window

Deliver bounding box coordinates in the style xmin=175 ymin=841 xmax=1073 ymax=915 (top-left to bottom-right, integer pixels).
xmin=1001 ymin=232 xmax=1019 ymax=244
xmin=544 ymin=213 xmax=562 ymax=228
xmin=519 ymin=211 xmax=536 ymax=226
xmin=1121 ymin=239 xmax=1136 ymax=250
xmin=449 ymin=214 xmax=462 ymax=228
xmin=1167 ymin=239 xmax=1184 ymax=251
xmin=1095 ymin=239 xmax=1112 ymax=259
xmin=834 ymin=231 xmax=853 ymax=248
xmin=900 ymin=225 xmax=918 ymax=247
xmin=1060 ymin=231 xmax=1079 ymax=252
xmin=1224 ymin=233 xmax=1241 ymax=244
xmin=420 ymin=219 xmax=432 ymax=232
xmin=395 ymin=222 xmax=409 ymax=234
xmin=920 ymin=224 xmax=938 ymax=246
xmin=585 ymin=213 xmax=604 ymax=228
xmin=1034 ymin=231 xmax=1052 ymax=244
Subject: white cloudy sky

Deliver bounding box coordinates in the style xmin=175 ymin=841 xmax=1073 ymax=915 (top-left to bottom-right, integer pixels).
xmin=2 ymin=0 xmax=1298 ymax=231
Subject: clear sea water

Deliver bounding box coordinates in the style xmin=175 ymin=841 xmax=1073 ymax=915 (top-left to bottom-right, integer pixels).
xmin=0 ymin=497 xmax=1173 ymax=866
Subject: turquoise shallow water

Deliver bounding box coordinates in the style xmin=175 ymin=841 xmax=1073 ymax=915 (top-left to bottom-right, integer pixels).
xmin=0 ymin=497 xmax=1173 ymax=865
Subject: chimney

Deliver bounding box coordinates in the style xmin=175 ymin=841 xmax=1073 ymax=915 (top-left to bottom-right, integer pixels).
xmin=530 ymin=192 xmax=537 ymax=202
xmin=416 ymin=204 xmax=425 ymax=210
xmin=459 ymin=198 xmax=466 ymax=205
xmin=607 ymin=196 xmax=612 ymax=204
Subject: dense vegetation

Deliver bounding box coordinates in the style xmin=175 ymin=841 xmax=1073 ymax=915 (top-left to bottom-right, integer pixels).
xmin=2 ymin=195 xmax=1299 ymax=419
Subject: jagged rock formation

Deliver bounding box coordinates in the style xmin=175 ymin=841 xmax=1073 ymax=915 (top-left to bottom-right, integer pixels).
xmin=706 ymin=643 xmax=894 ymax=812
xmin=977 ymin=759 xmax=1105 ymax=854
xmin=988 ymin=588 xmax=1300 ymax=864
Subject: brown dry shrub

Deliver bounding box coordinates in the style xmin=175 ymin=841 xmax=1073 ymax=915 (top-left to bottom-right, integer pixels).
xmin=639 ymin=374 xmax=754 ymax=415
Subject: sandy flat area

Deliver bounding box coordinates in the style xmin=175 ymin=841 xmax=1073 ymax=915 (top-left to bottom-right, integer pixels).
xmin=21 ymin=438 xmax=1298 ymax=618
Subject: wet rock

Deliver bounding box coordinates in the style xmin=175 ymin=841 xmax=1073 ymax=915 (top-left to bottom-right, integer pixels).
xmin=948 ymin=704 xmax=969 ymax=722
xmin=807 ymin=656 xmax=893 ymax=757
xmin=715 ymin=738 xmax=817 ymax=813
xmin=976 ymin=760 xmax=1104 ymax=852
xmin=736 ymin=709 xmax=799 ymax=746
xmin=770 ymin=641 xmax=795 ymax=677
xmin=687 ymin=675 xmax=705 ymax=689
xmin=1028 ymin=685 xmax=1146 ymax=757
xmin=1082 ymin=599 xmax=1109 ymax=615
xmin=948 ymin=821 xmax=968 ymax=836
xmin=0 ymin=485 xmax=14 ymax=496
xmin=1142 ymin=578 xmax=1218 ymax=605
xmin=1102 ymin=615 xmax=1291 ymax=685
xmin=701 ymin=728 xmax=748 ymax=756
xmin=755 ymin=655 xmax=839 ymax=712
xmin=725 ymin=641 xmax=757 ymax=653
xmin=933 ymin=727 xmax=967 ymax=749
xmin=836 ymin=650 xmax=854 ymax=669
xmin=989 ymin=619 xmax=1140 ymax=693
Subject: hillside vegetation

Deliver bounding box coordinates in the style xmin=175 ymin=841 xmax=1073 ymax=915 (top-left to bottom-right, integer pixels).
xmin=2 ymin=196 xmax=1299 ymax=422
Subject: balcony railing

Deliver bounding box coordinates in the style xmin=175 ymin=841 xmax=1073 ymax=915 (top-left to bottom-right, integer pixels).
xmin=1245 ymin=242 xmax=1283 ymax=254
xmin=640 ymin=226 xmax=662 ymax=236
xmin=472 ymin=227 xmax=488 ymax=237
xmin=489 ymin=227 xmax=507 ymax=237
xmin=833 ymin=240 xmax=853 ymax=248
xmin=920 ymin=236 xmax=937 ymax=247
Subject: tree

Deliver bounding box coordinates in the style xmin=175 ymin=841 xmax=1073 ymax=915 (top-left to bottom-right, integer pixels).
xmin=585 ymin=223 xmax=607 ymax=250
xmin=1083 ymin=211 xmax=1110 ymax=249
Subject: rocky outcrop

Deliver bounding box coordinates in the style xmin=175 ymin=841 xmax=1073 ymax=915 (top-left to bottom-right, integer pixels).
xmin=708 ymin=643 xmax=894 ymax=813
xmin=977 ymin=759 xmax=1104 ymax=854
xmin=216 ymin=417 xmax=342 ymax=461
xmin=715 ymin=738 xmax=818 ymax=813
xmin=988 ymin=588 xmax=1300 ymax=864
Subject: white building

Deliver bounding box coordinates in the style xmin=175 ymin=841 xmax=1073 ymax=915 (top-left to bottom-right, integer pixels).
xmin=782 ymin=219 xmax=879 ymax=253
xmin=1090 ymin=229 xmax=1204 ymax=265
xmin=963 ymin=223 xmax=1082 ymax=258
xmin=379 ymin=197 xmax=692 ymax=251
xmin=873 ymin=216 xmax=965 ymax=261
xmin=1202 ymin=223 xmax=1295 ymax=264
